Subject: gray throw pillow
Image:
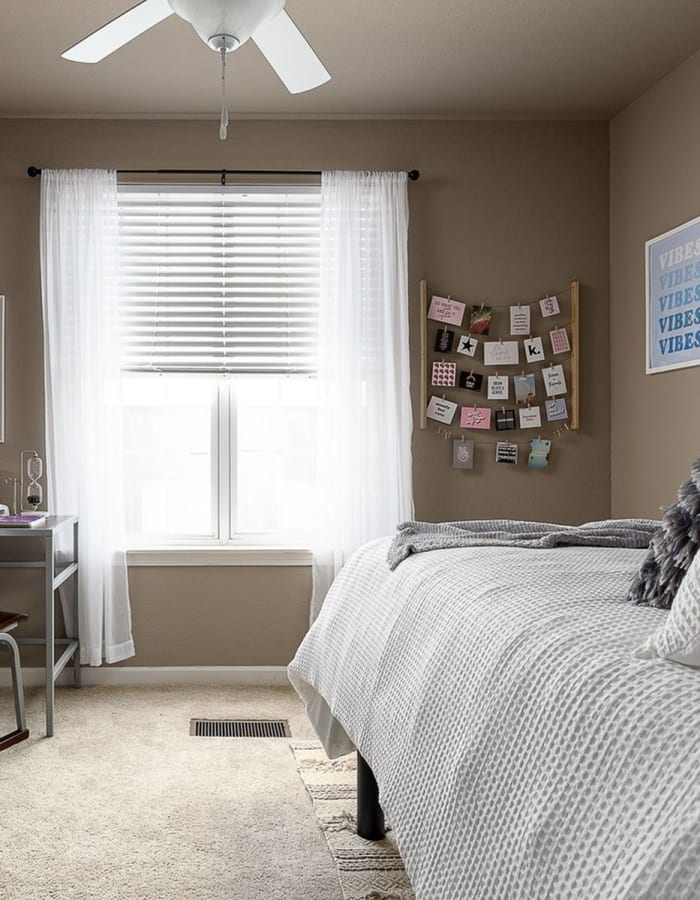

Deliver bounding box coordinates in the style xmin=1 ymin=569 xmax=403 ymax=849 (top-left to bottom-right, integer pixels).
xmin=628 ymin=457 xmax=700 ymax=610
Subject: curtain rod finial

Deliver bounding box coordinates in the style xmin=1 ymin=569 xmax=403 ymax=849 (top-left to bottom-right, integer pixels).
xmin=408 ymin=169 xmax=420 ymax=181
xmin=27 ymin=166 xmax=41 ymax=178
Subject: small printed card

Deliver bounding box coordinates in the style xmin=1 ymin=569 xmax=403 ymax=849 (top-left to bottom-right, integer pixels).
xmin=539 ymin=295 xmax=560 ymax=317
xmin=496 ymin=441 xmax=518 ymax=465
xmin=456 ymin=334 xmax=479 ymax=357
xmin=519 ymin=406 xmax=542 ymax=429
xmin=510 ymin=305 xmax=531 ymax=335
xmin=468 ymin=305 xmax=493 ymax=335
xmin=487 ymin=374 xmax=509 ymax=400
xmin=528 ymin=438 xmax=552 ymax=469
xmin=542 ymin=364 xmax=567 ymax=397
xmin=514 ymin=373 xmax=537 ymax=404
xmin=550 ymin=327 xmax=571 ymax=355
xmin=459 ymin=371 xmax=484 ymax=392
xmin=545 ymin=398 xmax=568 ymax=422
xmin=460 ymin=406 xmax=492 ymax=430
xmin=432 ymin=361 xmax=457 ymax=387
xmin=495 ymin=408 xmax=517 ymax=431
xmin=459 ymin=372 xmax=484 ymax=391
xmin=453 ymin=439 xmax=475 ymax=470
xmin=428 ymin=295 xmax=466 ymax=327
xmin=524 ymin=336 xmax=545 ymax=364
xmin=427 ymin=396 xmax=458 ymax=425
xmin=434 ymin=328 xmax=454 ymax=354
xmin=483 ymin=340 xmax=519 ymax=366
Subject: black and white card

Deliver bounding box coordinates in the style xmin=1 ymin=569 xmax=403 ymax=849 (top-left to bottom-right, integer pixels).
xmin=524 ymin=336 xmax=544 ymax=364
xmin=456 ymin=334 xmax=479 ymax=357
xmin=434 ymin=329 xmax=455 ymax=354
xmin=495 ymin=409 xmax=517 ymax=431
xmin=496 ymin=441 xmax=518 ymax=464
xmin=459 ymin=371 xmax=484 ymax=392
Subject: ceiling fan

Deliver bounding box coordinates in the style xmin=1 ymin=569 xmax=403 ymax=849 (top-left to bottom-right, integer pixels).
xmin=62 ymin=0 xmax=331 ymax=139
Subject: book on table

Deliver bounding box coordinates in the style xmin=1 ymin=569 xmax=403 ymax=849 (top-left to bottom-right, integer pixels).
xmin=0 ymin=514 xmax=47 ymax=528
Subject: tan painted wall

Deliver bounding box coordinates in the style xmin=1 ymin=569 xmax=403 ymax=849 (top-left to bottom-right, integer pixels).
xmin=0 ymin=118 xmax=610 ymax=666
xmin=610 ymin=53 xmax=700 ymax=518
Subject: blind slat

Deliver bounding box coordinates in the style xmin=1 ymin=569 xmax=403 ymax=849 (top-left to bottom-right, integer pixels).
xmin=119 ymin=187 xmax=320 ymax=374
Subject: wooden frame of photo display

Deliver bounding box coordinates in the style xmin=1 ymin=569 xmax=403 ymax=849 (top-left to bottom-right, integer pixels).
xmin=418 ymin=278 xmax=580 ymax=433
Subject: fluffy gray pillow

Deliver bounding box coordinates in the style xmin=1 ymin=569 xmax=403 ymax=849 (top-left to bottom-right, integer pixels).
xmin=627 ymin=457 xmax=700 ymax=610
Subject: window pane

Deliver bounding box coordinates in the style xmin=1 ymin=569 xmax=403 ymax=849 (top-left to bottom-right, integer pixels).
xmin=233 ymin=376 xmax=318 ymax=536
xmin=122 ymin=375 xmax=216 ymax=539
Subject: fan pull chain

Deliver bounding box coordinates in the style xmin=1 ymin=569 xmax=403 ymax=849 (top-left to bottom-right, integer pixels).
xmin=219 ymin=47 xmax=229 ymax=141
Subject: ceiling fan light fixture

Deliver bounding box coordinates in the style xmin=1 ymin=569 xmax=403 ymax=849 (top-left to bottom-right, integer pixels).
xmin=207 ymin=33 xmax=240 ymax=52
xmin=169 ymin=0 xmax=285 ymax=50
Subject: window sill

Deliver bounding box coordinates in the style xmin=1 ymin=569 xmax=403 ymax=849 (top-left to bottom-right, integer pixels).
xmin=126 ymin=546 xmax=313 ymax=568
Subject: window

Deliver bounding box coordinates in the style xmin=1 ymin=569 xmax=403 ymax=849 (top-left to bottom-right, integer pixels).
xmin=118 ymin=185 xmax=321 ymax=546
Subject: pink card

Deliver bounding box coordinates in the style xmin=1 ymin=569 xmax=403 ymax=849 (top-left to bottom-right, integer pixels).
xmin=460 ymin=406 xmax=492 ymax=430
xmin=549 ymin=327 xmax=571 ymax=355
xmin=428 ymin=295 xmax=466 ymax=327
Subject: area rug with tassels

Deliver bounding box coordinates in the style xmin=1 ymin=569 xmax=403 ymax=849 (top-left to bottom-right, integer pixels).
xmin=290 ymin=742 xmax=415 ymax=900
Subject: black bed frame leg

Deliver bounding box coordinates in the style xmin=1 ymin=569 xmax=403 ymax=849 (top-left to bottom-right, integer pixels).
xmin=356 ymin=752 xmax=386 ymax=840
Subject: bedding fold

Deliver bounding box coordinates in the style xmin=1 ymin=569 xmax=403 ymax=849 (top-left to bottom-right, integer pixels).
xmin=387 ymin=517 xmax=659 ymax=569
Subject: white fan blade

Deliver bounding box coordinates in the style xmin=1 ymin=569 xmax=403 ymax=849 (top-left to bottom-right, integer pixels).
xmin=62 ymin=0 xmax=174 ymax=63
xmin=252 ymin=9 xmax=331 ymax=94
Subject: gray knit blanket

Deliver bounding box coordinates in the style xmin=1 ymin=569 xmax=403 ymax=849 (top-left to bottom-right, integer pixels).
xmin=387 ymin=518 xmax=660 ymax=570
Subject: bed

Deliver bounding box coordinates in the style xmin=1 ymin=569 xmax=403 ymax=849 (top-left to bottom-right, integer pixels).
xmin=288 ymin=537 xmax=700 ymax=900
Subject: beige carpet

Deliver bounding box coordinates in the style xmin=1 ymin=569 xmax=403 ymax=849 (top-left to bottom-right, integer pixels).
xmin=0 ymin=685 xmax=343 ymax=900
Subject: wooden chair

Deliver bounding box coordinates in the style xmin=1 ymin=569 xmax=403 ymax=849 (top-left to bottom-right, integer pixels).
xmin=0 ymin=610 xmax=29 ymax=750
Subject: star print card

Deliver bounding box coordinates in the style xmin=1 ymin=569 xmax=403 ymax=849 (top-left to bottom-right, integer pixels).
xmin=456 ymin=334 xmax=479 ymax=357
xmin=460 ymin=406 xmax=492 ymax=429
xmin=432 ymin=361 xmax=457 ymax=387
xmin=428 ymin=295 xmax=466 ymax=327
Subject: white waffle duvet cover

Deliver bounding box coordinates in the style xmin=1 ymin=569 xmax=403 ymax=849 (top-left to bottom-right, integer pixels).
xmin=288 ymin=538 xmax=700 ymax=900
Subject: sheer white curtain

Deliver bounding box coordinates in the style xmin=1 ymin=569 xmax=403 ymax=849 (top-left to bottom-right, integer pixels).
xmin=40 ymin=169 xmax=134 ymax=665
xmin=311 ymin=170 xmax=414 ymax=621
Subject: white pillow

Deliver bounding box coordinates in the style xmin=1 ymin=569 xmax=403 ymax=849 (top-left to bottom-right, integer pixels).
xmin=634 ymin=550 xmax=700 ymax=668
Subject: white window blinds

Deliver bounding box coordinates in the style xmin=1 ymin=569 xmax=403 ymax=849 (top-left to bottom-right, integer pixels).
xmin=118 ymin=185 xmax=320 ymax=374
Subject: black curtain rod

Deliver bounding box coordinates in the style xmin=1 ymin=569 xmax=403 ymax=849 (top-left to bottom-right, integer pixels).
xmin=27 ymin=166 xmax=420 ymax=183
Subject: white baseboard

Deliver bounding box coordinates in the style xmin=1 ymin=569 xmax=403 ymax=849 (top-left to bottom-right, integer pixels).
xmin=0 ymin=665 xmax=290 ymax=688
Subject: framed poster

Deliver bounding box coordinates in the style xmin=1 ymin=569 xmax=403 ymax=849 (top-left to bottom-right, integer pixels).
xmin=0 ymin=296 xmax=4 ymax=442
xmin=646 ymin=215 xmax=700 ymax=374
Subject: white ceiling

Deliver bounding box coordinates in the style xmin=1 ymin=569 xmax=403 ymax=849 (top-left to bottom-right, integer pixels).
xmin=3 ymin=0 xmax=700 ymax=119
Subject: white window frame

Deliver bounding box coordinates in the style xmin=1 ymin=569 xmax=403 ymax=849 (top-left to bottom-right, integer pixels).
xmin=119 ymin=182 xmax=320 ymax=560
xmin=123 ymin=373 xmax=317 ymax=558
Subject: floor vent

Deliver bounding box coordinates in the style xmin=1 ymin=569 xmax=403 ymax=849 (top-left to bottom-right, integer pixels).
xmin=189 ymin=718 xmax=291 ymax=738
